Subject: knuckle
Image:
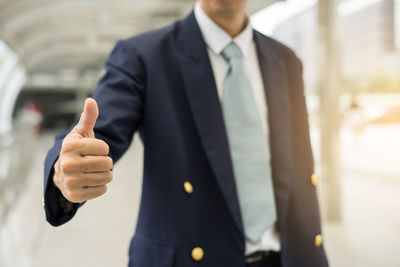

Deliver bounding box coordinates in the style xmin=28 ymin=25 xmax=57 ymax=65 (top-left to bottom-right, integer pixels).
xmin=78 ymin=139 xmax=89 ymax=151
xmin=81 ymin=164 xmax=90 ymax=173
xmin=92 ymin=138 xmax=105 ymax=153
xmin=105 ymin=171 xmax=113 ymax=183
xmin=106 ymin=156 xmax=113 ymax=170
xmin=102 ymin=142 xmax=110 ymax=155
xmin=61 ymin=140 xmax=78 ymax=153
xmin=60 ymin=158 xmax=76 ymax=173
xmin=95 ymin=139 xmax=109 ymax=155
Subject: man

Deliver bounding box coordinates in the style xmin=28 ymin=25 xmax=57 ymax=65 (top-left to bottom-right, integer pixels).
xmin=43 ymin=0 xmax=329 ymax=266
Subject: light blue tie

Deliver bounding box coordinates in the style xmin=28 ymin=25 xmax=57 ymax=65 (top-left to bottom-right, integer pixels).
xmin=221 ymin=42 xmax=277 ymax=242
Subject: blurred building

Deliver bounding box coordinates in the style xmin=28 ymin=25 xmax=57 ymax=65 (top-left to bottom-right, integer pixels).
xmin=0 ymin=0 xmax=274 ymax=131
xmin=267 ymin=0 xmax=400 ymax=87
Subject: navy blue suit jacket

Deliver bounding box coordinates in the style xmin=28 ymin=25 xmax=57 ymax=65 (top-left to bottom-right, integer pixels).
xmin=44 ymin=11 xmax=329 ymax=267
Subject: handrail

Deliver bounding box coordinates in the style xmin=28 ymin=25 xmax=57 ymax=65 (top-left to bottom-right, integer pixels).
xmin=0 ymin=121 xmax=38 ymax=224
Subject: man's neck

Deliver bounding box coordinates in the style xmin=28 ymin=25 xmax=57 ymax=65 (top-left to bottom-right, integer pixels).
xmin=200 ymin=2 xmax=248 ymax=38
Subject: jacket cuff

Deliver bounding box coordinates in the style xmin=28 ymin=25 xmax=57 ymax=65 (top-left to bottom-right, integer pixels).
xmin=44 ymin=165 xmax=82 ymax=226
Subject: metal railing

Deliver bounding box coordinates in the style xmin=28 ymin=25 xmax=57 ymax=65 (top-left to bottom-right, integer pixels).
xmin=0 ymin=122 xmax=38 ymax=224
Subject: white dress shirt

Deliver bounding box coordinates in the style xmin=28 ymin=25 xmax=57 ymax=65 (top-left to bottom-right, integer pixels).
xmin=194 ymin=2 xmax=281 ymax=255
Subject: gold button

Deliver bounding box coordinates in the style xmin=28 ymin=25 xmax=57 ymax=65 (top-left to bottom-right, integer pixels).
xmin=311 ymin=173 xmax=319 ymax=186
xmin=42 ymin=197 xmax=45 ymax=210
xmin=191 ymin=247 xmax=204 ymax=261
xmin=184 ymin=181 xmax=194 ymax=194
xmin=315 ymin=234 xmax=323 ymax=247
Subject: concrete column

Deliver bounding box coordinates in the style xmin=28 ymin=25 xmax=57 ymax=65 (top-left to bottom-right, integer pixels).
xmin=318 ymin=0 xmax=342 ymax=221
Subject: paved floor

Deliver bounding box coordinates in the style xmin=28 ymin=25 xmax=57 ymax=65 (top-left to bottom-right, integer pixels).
xmin=323 ymin=125 xmax=400 ymax=267
xmin=0 ymin=125 xmax=399 ymax=267
xmin=0 ymin=133 xmax=143 ymax=267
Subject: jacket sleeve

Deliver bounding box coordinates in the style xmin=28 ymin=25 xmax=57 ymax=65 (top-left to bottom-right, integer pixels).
xmin=286 ymin=54 xmax=329 ymax=266
xmin=287 ymin=55 xmax=314 ymax=176
xmin=43 ymin=39 xmax=145 ymax=226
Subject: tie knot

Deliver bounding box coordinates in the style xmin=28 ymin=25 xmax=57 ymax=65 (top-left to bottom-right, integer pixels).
xmin=221 ymin=42 xmax=242 ymax=62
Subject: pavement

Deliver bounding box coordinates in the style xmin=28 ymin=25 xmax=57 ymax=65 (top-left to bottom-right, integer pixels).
xmin=0 ymin=125 xmax=399 ymax=267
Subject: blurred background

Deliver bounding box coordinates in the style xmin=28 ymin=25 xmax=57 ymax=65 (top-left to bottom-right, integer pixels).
xmin=0 ymin=0 xmax=399 ymax=266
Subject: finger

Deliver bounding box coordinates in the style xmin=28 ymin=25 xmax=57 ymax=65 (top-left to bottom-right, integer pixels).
xmin=75 ymin=98 xmax=99 ymax=137
xmin=81 ymin=185 xmax=108 ymax=201
xmin=80 ymin=156 xmax=113 ymax=173
xmin=62 ymin=156 xmax=112 ymax=174
xmin=82 ymin=171 xmax=113 ymax=187
xmin=61 ymin=138 xmax=109 ymax=156
xmin=76 ymin=138 xmax=109 ymax=156
xmin=66 ymin=171 xmax=113 ymax=189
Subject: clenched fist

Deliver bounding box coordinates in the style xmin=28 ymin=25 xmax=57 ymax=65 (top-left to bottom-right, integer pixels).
xmin=53 ymin=98 xmax=113 ymax=203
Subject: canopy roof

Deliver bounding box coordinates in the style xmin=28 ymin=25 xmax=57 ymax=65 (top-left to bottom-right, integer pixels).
xmin=0 ymin=0 xmax=279 ymax=75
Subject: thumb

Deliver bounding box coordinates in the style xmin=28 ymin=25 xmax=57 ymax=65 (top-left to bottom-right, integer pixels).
xmin=75 ymin=98 xmax=99 ymax=138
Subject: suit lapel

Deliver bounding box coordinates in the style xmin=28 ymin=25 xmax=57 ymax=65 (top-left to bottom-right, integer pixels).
xmin=254 ymin=31 xmax=294 ymax=227
xmin=177 ymin=12 xmax=244 ymax=238
xmin=176 ymin=13 xmax=294 ymax=239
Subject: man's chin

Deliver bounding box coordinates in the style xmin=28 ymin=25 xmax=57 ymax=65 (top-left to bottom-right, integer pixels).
xmin=203 ymin=0 xmax=246 ymax=16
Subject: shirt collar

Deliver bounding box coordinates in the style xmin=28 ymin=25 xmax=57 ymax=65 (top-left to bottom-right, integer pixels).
xmin=194 ymin=1 xmax=253 ymax=56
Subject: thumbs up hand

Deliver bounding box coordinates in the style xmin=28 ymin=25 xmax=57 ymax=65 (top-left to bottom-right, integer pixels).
xmin=53 ymin=98 xmax=113 ymax=203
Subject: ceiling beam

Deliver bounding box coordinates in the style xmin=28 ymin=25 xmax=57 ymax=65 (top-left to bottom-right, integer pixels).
xmin=1 ymin=0 xmax=279 ymax=75
xmin=23 ymin=43 xmax=111 ymax=71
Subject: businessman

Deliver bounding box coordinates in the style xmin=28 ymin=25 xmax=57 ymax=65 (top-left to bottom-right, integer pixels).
xmin=43 ymin=0 xmax=329 ymax=266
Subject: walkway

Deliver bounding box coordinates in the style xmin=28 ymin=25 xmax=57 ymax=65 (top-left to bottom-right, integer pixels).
xmin=0 ymin=126 xmax=399 ymax=267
